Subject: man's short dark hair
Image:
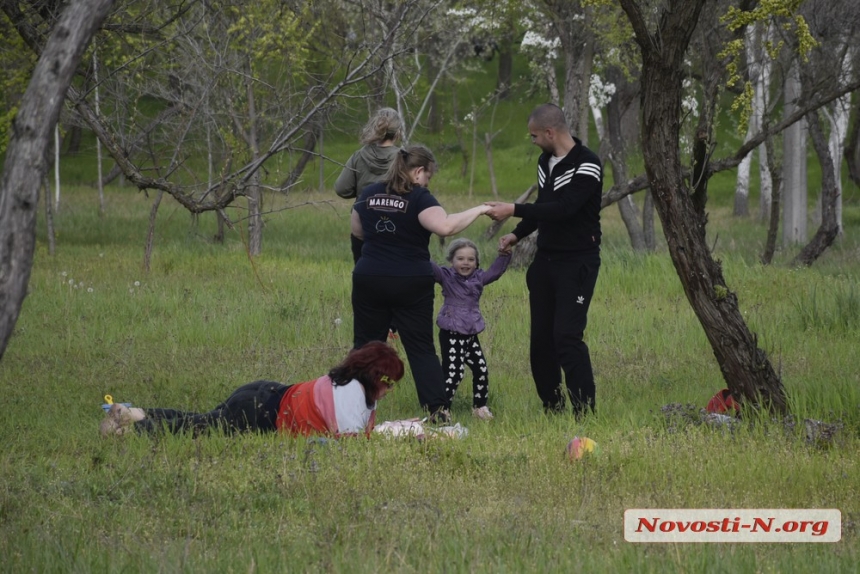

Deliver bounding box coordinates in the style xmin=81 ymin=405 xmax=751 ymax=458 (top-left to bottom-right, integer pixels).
xmin=529 ymin=103 xmax=569 ymax=131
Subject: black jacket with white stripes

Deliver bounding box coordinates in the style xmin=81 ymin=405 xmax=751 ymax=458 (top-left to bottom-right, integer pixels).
xmin=511 ymin=137 xmax=602 ymax=258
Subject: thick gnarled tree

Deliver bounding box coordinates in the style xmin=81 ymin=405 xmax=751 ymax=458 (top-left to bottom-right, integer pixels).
xmin=617 ymin=0 xmax=787 ymax=413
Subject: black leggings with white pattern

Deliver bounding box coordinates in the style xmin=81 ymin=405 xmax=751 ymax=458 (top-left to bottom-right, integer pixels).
xmin=438 ymin=329 xmax=489 ymax=408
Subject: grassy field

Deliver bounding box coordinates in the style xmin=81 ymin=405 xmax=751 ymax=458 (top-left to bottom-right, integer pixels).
xmin=1 ymin=179 xmax=858 ymax=572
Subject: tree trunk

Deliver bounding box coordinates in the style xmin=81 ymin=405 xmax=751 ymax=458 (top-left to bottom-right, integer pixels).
xmin=733 ymin=152 xmax=751 ymax=217
xmin=511 ymin=234 xmax=537 ymax=269
xmin=53 ymin=125 xmax=61 ymax=211
xmin=247 ymin=171 xmax=263 ymax=256
xmin=782 ymin=61 xmax=807 ymax=246
xmin=562 ymin=36 xmax=593 ymax=144
xmin=760 ymin=131 xmax=782 ymax=265
xmin=755 ymin=24 xmax=774 ymax=223
xmin=496 ymin=40 xmax=512 ymax=100
xmin=545 ymin=1 xmax=594 ymax=144
xmin=318 ymin=125 xmax=325 ymax=192
xmin=617 ymin=196 xmax=646 ymax=251
xmin=280 ymin=128 xmax=318 ymax=191
xmin=215 ymin=210 xmax=226 ymax=244
xmin=243 ymin=68 xmax=263 ymax=256
xmin=484 ymin=132 xmax=498 ymax=199
xmin=63 ymin=124 xmax=83 ymax=156
xmin=427 ymin=61 xmax=442 ymax=133
xmin=734 ymin=22 xmax=769 ymax=218
xmin=619 ymin=0 xmax=787 ymax=414
xmin=43 ymin=174 xmax=56 ymax=256
xmin=642 ymin=191 xmax=656 ymax=250
xmin=792 ymin=111 xmax=840 ymax=266
xmin=469 ymin=117 xmax=478 ymax=199
xmin=604 ymin=66 xmax=646 ymax=251
xmin=0 ymin=0 xmax=114 ymax=361
xmin=845 ymin=94 xmax=860 ymax=187
xmin=826 ymin=92 xmax=851 ymax=236
xmin=144 ymin=190 xmax=164 ymax=272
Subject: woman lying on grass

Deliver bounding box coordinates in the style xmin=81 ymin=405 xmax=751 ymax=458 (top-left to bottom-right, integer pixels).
xmin=99 ymin=341 xmax=404 ymax=439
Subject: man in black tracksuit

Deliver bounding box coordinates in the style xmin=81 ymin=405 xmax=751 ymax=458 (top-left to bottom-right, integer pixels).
xmin=486 ymin=103 xmax=602 ymax=416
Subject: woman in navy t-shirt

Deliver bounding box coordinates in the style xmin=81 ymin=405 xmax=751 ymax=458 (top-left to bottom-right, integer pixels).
xmin=351 ymin=145 xmax=489 ymax=423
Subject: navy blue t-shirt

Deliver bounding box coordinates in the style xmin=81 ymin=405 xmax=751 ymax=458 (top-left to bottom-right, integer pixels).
xmin=353 ymin=182 xmax=441 ymax=276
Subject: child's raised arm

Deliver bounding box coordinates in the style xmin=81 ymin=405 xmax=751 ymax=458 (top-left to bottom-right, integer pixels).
xmin=481 ymin=252 xmax=511 ymax=285
xmin=430 ymin=259 xmax=445 ymax=283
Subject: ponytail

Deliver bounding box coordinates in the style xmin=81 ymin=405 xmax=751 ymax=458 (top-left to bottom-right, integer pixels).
xmin=385 ymin=144 xmax=437 ymax=195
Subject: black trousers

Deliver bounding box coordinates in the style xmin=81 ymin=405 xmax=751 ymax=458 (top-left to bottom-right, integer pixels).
xmin=351 ymin=234 xmax=364 ymax=264
xmin=525 ymin=253 xmax=600 ymax=414
xmin=135 ymin=380 xmax=289 ymax=435
xmin=352 ymin=273 xmax=447 ymax=412
xmin=352 ymin=235 xmax=396 ymax=333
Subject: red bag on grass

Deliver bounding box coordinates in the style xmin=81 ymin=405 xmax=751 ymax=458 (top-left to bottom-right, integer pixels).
xmin=706 ymin=389 xmax=740 ymax=414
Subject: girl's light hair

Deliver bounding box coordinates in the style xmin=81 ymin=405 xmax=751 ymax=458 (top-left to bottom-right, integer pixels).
xmin=446 ymin=237 xmax=480 ymax=268
xmin=360 ymin=108 xmax=403 ymax=145
xmin=385 ymin=144 xmax=437 ymax=195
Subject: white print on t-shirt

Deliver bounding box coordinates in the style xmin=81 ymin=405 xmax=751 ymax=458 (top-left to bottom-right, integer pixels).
xmin=332 ymin=379 xmax=375 ymax=434
xmin=368 ymin=194 xmax=409 ymax=212
xmin=375 ymin=217 xmax=396 ymax=233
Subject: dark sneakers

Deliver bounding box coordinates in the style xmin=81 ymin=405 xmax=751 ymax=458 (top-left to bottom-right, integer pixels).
xmin=427 ymin=408 xmax=452 ymax=425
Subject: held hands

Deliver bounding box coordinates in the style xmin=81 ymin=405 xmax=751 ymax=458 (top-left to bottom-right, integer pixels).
xmin=498 ymin=233 xmax=518 ymax=254
xmin=484 ymin=201 xmax=515 ymax=221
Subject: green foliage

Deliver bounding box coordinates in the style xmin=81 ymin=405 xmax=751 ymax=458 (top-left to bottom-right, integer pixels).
xmin=0 ymin=22 xmax=36 ymax=153
xmin=581 ymin=0 xmax=639 ymax=80
xmin=0 ymin=106 xmax=17 ymax=153
xmin=223 ymin=1 xmax=314 ymax=75
xmin=719 ymin=1 xmax=820 ymax=135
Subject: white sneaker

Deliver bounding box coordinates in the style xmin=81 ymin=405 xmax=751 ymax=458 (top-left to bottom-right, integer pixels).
xmin=472 ymin=406 xmax=494 ymax=420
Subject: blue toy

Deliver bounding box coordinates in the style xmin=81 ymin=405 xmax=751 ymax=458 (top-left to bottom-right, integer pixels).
xmin=101 ymin=394 xmax=132 ymax=413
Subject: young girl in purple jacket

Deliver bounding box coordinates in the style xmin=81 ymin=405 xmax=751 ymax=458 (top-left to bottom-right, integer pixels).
xmin=431 ymin=238 xmax=510 ymax=420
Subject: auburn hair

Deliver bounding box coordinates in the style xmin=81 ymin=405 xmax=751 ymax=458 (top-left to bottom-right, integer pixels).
xmin=328 ymin=341 xmax=405 ymax=406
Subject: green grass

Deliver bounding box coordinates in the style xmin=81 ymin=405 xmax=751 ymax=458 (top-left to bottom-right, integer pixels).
xmin=1 ymin=184 xmax=858 ymax=573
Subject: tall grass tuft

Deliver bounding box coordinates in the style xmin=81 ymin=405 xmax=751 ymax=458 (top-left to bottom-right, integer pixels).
xmin=792 ymin=283 xmax=860 ymax=333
